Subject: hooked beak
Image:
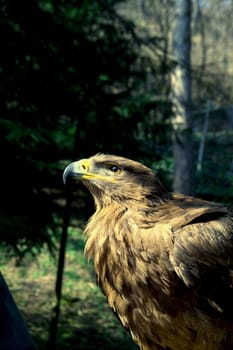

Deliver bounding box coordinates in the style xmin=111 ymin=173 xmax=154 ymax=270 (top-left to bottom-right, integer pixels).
xmin=63 ymin=159 xmax=91 ymax=185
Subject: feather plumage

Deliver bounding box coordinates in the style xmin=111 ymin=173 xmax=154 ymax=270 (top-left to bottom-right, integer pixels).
xmin=63 ymin=153 xmax=233 ymax=350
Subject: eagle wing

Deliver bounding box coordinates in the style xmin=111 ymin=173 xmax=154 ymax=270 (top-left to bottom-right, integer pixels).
xmin=165 ymin=195 xmax=233 ymax=317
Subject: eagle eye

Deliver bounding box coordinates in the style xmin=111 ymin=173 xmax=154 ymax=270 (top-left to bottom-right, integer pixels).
xmin=108 ymin=164 xmax=121 ymax=174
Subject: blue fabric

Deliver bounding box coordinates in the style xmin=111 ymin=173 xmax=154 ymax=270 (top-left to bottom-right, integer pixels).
xmin=0 ymin=272 xmax=38 ymax=350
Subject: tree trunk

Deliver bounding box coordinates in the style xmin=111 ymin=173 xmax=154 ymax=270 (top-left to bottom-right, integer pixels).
xmin=171 ymin=0 xmax=193 ymax=195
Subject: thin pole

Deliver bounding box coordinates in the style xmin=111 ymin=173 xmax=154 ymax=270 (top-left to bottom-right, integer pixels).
xmin=197 ymin=100 xmax=211 ymax=172
xmin=47 ymin=191 xmax=72 ymax=350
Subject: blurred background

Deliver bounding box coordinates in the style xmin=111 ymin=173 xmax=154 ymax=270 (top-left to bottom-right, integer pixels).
xmin=0 ymin=0 xmax=233 ymax=349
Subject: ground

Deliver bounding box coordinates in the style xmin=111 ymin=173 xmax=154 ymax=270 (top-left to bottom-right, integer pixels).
xmin=0 ymin=222 xmax=138 ymax=350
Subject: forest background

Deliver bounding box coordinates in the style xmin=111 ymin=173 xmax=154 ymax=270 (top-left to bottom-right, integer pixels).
xmin=0 ymin=1 xmax=233 ymax=349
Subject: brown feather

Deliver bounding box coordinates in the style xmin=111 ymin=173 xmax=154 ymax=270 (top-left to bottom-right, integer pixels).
xmin=63 ymin=153 xmax=233 ymax=350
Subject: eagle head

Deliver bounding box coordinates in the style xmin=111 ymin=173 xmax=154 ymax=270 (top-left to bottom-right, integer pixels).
xmin=63 ymin=153 xmax=168 ymax=208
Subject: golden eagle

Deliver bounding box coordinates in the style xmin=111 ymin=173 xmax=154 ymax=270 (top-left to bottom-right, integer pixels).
xmin=63 ymin=153 xmax=233 ymax=350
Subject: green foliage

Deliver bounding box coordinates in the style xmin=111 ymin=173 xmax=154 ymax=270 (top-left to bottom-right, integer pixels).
xmin=2 ymin=0 xmax=231 ymax=258
xmin=196 ymin=164 xmax=233 ymax=204
xmin=151 ymin=156 xmax=174 ymax=190
xmin=194 ymin=131 xmax=233 ymax=203
xmin=0 ymin=0 xmax=169 ymax=254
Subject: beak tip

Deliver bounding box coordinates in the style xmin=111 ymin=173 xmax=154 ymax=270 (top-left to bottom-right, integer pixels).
xmin=63 ymin=163 xmax=74 ymax=185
